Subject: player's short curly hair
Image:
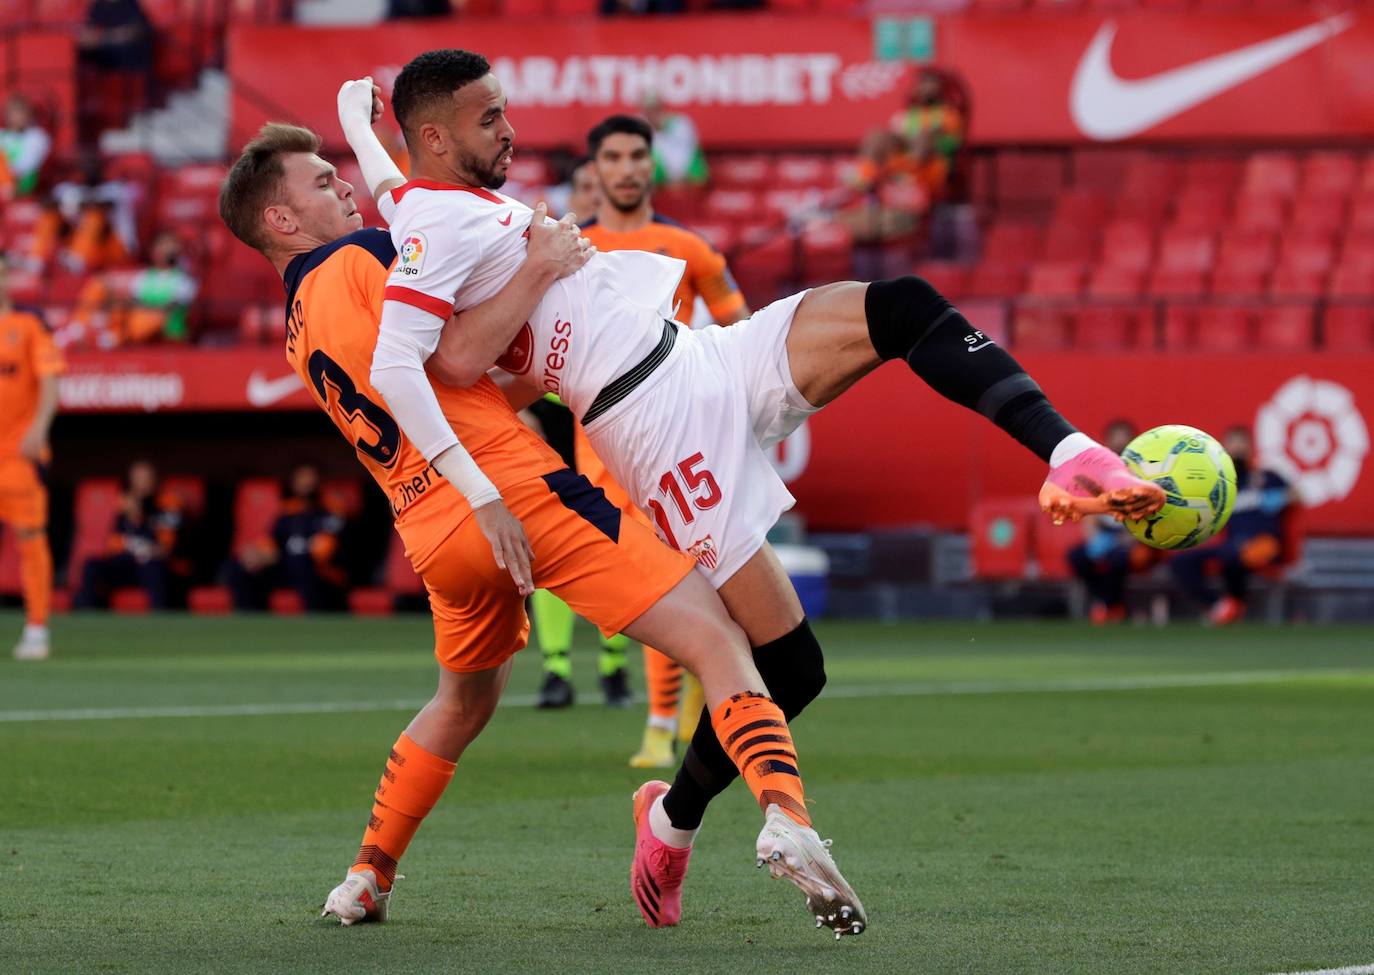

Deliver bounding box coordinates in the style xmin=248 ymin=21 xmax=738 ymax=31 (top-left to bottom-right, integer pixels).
xmin=587 ymin=114 xmax=654 ymax=156
xmin=392 ymin=49 xmax=491 ymax=142
xmin=219 ymin=122 xmax=321 ymax=253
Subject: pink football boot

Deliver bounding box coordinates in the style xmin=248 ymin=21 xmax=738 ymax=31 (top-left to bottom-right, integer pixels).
xmin=630 ymin=780 xmax=693 ymax=928
xmin=1040 ymin=444 xmax=1166 ymax=524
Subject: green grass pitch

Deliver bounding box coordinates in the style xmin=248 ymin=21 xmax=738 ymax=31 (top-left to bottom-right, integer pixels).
xmin=2 ymin=612 xmax=1372 ymax=974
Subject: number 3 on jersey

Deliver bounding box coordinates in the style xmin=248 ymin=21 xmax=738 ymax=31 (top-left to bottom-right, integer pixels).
xmin=306 ymin=350 xmax=402 ymax=468
xmin=646 ymin=451 xmax=722 ymax=551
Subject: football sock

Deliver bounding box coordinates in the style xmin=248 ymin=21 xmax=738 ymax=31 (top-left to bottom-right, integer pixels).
xmin=709 ymin=691 xmax=810 ymax=827
xmin=865 ymin=275 xmax=1078 ymax=463
xmin=663 ymin=621 xmax=826 ymax=830
xmin=351 ymin=733 xmax=456 ymax=891
xmin=643 ymin=647 xmax=683 ymax=731
xmin=17 ymin=533 xmax=52 ymax=627
xmin=598 ymin=634 xmax=628 ymax=678
xmin=531 ymin=589 xmax=575 ymax=679
xmin=648 ymin=793 xmax=697 ymax=849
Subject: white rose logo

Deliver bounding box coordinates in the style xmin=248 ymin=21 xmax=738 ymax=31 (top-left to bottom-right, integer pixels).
xmin=1255 ymin=375 xmax=1368 ymax=506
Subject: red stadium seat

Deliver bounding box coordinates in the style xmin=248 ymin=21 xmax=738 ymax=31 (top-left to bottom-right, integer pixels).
xmin=1161 ymin=304 xmax=1200 ymax=350
xmin=1025 ymin=262 xmax=1084 ymax=298
xmin=162 ymin=475 xmax=206 ymax=518
xmin=965 ymin=262 xmax=1025 ymax=297
xmin=1194 ymin=305 xmax=1254 ymax=352
xmin=1328 ymin=262 xmax=1374 ymax=299
xmin=686 ymin=222 xmax=737 ymax=254
xmin=1303 ymin=152 xmax=1359 ymax=198
xmin=981 ymin=221 xmax=1041 ymax=265
xmin=1169 ymin=186 xmax=1230 ymax=231
xmin=1042 ymin=225 xmax=1097 ymax=262
xmin=1033 ymin=515 xmax=1085 ymax=581
xmin=763 ymin=188 xmax=823 ymax=221
xmin=961 ymin=299 xmax=1011 ymax=346
xmin=1324 ymin=305 xmax=1374 ymax=350
xmin=1014 ymin=304 xmax=1074 ymax=350
xmin=1243 ymin=152 xmax=1300 ymax=197
xmin=1148 ymin=266 xmax=1207 ymax=298
xmin=269 ymin=589 xmax=305 ymax=615
xmin=1156 ymin=229 xmax=1214 ymax=270
xmin=1290 ymin=195 xmax=1346 ymax=237
xmin=1255 ymin=305 xmax=1316 ymax=351
xmin=995 ymin=152 xmax=1064 ymax=207
xmin=775 ymin=156 xmax=831 ymax=188
xmin=1210 ymin=265 xmax=1267 ymax=298
xmin=231 ymin=478 xmax=282 ymax=556
xmin=705 ymin=189 xmax=760 ymax=222
xmin=969 ymin=498 xmax=1037 ymax=580
xmin=1086 ymin=266 xmax=1144 ymax=300
xmin=1121 ymin=155 xmax=1180 ymax=200
xmin=713 ymin=155 xmax=773 ymax=189
xmin=1099 ymin=220 xmax=1155 ymax=271
xmin=799 ymin=221 xmax=853 ymax=282
xmin=110 ymin=589 xmax=151 ymax=614
xmin=912 ymin=261 xmax=968 ymax=299
xmin=1231 ymin=193 xmax=1287 ymax=235
xmin=66 ymin=478 xmax=122 ymax=593
xmin=1075 ymin=305 xmax=1146 ymax=350
xmin=188 ymin=587 xmax=233 ymax=615
xmin=1051 ymin=188 xmax=1110 ymax=227
xmin=1181 ymin=155 xmax=1243 ymax=193
xmin=506 ymin=156 xmax=551 ymax=186
xmin=384 ymin=533 xmax=424 ymax=595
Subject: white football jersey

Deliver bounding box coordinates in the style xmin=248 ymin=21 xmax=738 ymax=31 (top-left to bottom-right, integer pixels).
xmin=380 ymin=179 xmax=687 ymax=418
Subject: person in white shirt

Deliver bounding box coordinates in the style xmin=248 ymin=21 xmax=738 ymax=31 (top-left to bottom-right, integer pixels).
xmin=1 ymin=95 xmax=51 ymax=197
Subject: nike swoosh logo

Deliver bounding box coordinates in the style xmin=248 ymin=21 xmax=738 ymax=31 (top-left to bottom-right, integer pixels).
xmin=498 ymin=212 xmax=512 ymax=226
xmin=1071 ymin=13 xmax=1356 ymax=140
xmin=967 ymin=341 xmax=994 ymax=352
xmin=246 ymin=370 xmax=304 ymax=407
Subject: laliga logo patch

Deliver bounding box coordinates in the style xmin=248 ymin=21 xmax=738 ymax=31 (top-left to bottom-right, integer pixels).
xmin=1255 ymin=375 xmax=1369 ymax=506
xmin=398 ymin=232 xmax=427 ymax=276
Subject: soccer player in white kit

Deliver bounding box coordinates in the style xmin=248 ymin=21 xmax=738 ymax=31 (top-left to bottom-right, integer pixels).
xmin=338 ymin=52 xmax=1166 ymax=934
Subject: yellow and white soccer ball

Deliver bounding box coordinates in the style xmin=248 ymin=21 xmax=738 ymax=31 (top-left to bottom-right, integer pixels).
xmin=1120 ymin=425 xmax=1237 ymax=550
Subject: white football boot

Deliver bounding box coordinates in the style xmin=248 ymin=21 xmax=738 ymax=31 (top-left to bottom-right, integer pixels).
xmin=755 ymin=804 xmax=867 ymax=939
xmin=12 ymin=624 xmax=49 ymax=661
xmin=320 ymin=868 xmax=396 ymax=925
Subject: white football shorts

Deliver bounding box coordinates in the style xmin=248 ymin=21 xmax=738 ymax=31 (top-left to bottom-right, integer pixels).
xmin=583 ymin=289 xmax=815 ymax=588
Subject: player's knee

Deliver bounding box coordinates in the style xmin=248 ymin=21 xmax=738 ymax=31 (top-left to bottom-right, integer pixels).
xmin=753 ymin=619 xmax=826 ymax=720
xmin=864 ymin=275 xmax=957 ymax=362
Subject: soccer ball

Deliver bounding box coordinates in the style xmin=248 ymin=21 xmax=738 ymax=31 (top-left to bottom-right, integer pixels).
xmin=1120 ymin=425 xmax=1237 ymax=550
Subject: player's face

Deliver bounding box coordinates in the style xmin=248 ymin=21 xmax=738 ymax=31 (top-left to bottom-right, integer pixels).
xmin=568 ymin=161 xmax=601 ymax=218
xmin=1224 ymin=429 xmax=1253 ymax=463
xmin=445 ymin=74 xmax=515 ymax=190
xmin=280 ymin=153 xmax=362 ymax=242
xmin=595 ymin=133 xmax=653 ymax=213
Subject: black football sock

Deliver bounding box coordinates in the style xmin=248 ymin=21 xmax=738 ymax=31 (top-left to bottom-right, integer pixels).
xmin=661 ymin=620 xmax=827 ymax=831
xmin=865 ymin=276 xmax=1078 ymax=463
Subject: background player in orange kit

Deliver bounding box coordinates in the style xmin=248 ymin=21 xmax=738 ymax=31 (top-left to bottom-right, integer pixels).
xmin=218 ymin=107 xmax=863 ymax=935
xmin=581 ymin=114 xmax=753 ymax=768
xmin=0 ymin=254 xmax=63 ymax=661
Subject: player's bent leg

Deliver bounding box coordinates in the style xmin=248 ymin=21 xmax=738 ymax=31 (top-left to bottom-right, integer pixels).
xmin=782 ymin=281 xmax=883 ymax=410
xmin=323 ymin=661 xmax=511 ymax=926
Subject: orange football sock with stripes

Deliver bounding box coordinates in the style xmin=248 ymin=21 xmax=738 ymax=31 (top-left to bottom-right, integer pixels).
xmin=350 ymin=733 xmax=456 ymax=891
xmin=643 ymin=647 xmax=682 ymax=728
xmin=17 ymin=533 xmax=52 ymax=626
xmin=711 ymin=691 xmax=811 ymax=827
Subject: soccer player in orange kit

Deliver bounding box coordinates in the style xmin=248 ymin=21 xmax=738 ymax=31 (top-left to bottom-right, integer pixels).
xmin=0 ymin=254 xmax=62 ymax=661
xmin=218 ymin=110 xmax=865 ymax=935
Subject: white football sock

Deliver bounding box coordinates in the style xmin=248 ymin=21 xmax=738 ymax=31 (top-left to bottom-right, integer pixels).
xmin=649 ymin=794 xmax=697 ymax=850
xmin=647 ymin=714 xmax=676 ymax=733
xmin=23 ymin=623 xmax=48 ymax=640
xmin=1049 ymin=432 xmax=1099 ymax=468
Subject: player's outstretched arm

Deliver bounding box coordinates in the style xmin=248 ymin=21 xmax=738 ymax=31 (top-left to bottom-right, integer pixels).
xmin=338 ymin=77 xmax=405 ymax=203
xmin=428 ymin=205 xmax=595 ymax=387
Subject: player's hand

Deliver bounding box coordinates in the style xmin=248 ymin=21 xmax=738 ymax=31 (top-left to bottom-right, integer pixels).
xmin=473 ymin=500 xmax=535 ymax=596
xmin=526 ymin=203 xmax=595 ymax=280
xmin=17 ymin=427 xmax=45 ymax=462
xmin=337 ymin=77 xmax=383 ymax=134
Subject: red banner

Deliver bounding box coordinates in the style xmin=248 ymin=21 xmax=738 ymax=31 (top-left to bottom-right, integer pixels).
xmin=228 ymin=17 xmax=903 ymax=153
xmin=782 ymin=353 xmax=1374 ymax=535
xmin=228 ymin=10 xmax=1374 ymax=150
xmin=60 ymin=348 xmax=1374 ymax=534
xmin=60 ymin=348 xmax=311 ymax=413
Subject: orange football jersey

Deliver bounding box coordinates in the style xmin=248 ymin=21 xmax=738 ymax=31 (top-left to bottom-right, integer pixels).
xmin=282 ymin=228 xmax=563 ymax=564
xmin=0 ymin=308 xmax=64 ymax=457
xmin=581 ymin=214 xmax=746 ymax=324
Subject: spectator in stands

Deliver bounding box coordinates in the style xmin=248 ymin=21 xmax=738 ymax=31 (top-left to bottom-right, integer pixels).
xmin=1170 ymin=425 xmax=1299 ymax=625
xmin=642 ymin=94 xmax=706 ymax=187
xmin=124 ymin=231 xmax=197 ymax=343
xmin=0 ymin=95 xmax=52 ymax=198
xmin=842 ymin=129 xmax=928 ymax=277
xmin=226 ymin=463 xmax=349 ymax=612
xmin=61 ymin=200 xmax=130 ymax=273
xmin=74 ymin=459 xmax=181 ymax=610
xmin=888 ymin=68 xmax=965 ymax=200
xmin=78 ymin=0 xmax=154 ymax=143
xmin=1067 ymin=419 xmax=1154 ymax=624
